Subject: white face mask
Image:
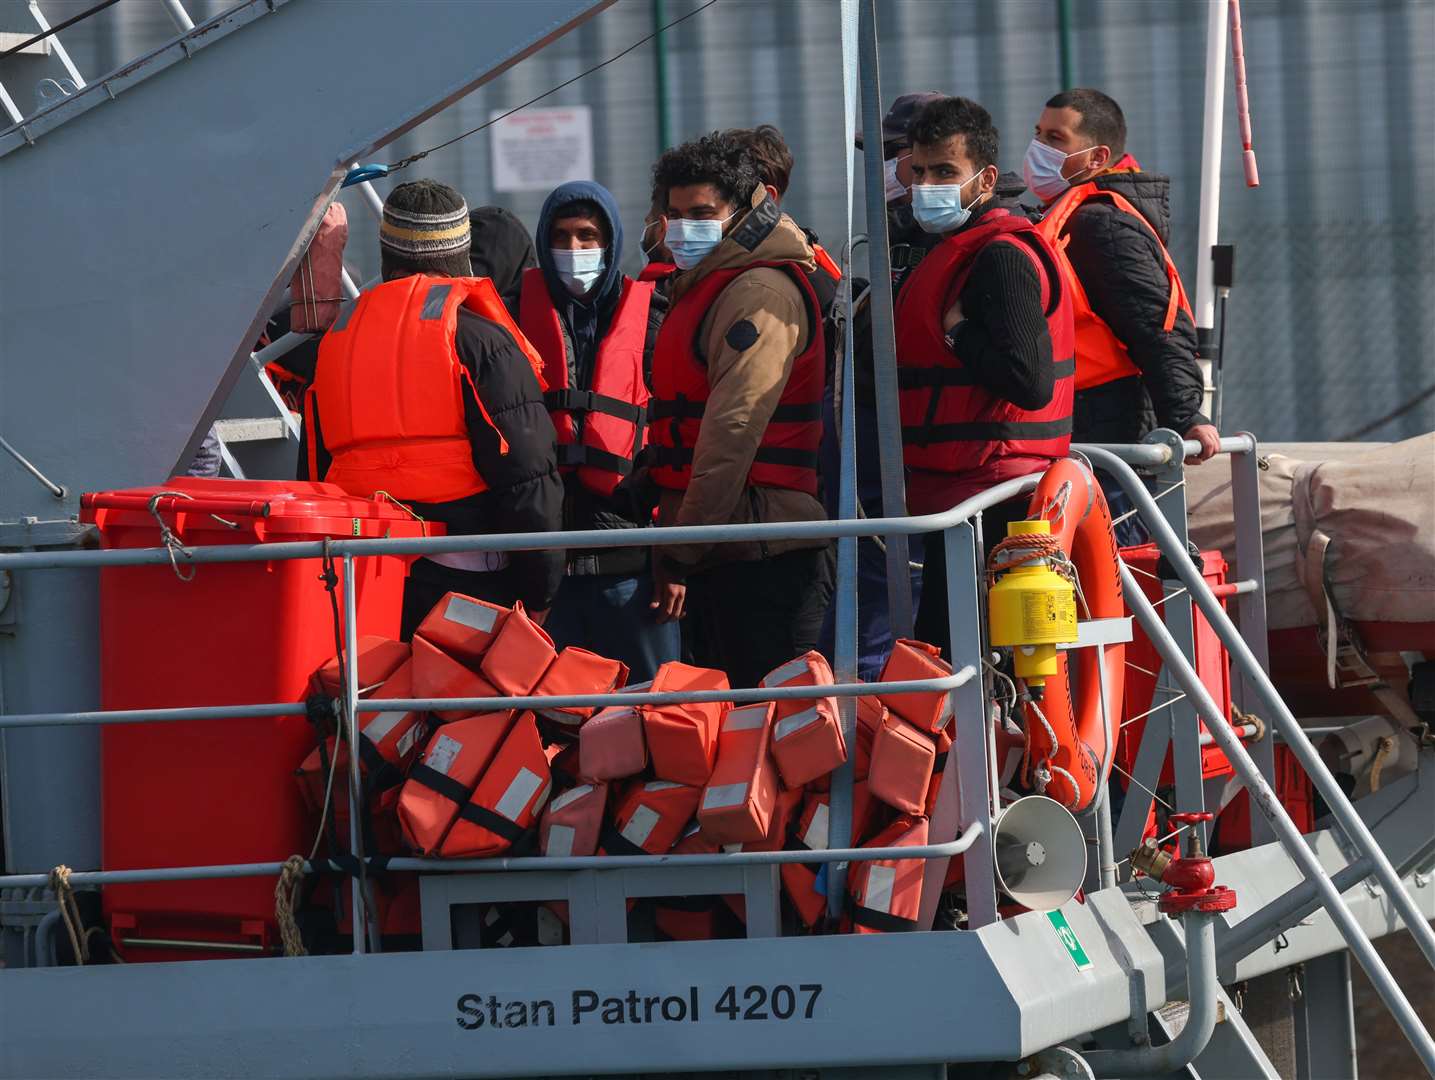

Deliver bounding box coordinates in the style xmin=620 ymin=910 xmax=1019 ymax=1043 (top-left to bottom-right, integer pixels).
xmin=665 ymin=211 xmax=736 ymax=270
xmin=1023 ymin=138 xmax=1099 ymax=202
xmin=550 ymin=247 xmax=605 ymax=296
xmin=909 ymin=171 xmax=984 ymax=234
xmin=883 ymin=154 xmax=910 ymax=203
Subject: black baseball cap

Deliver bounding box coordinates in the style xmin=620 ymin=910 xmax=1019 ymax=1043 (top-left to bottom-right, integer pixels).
xmin=854 ymin=91 xmax=945 ymax=151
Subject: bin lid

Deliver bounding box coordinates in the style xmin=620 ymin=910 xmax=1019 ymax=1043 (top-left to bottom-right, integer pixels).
xmin=80 ymin=478 xmax=438 ymax=543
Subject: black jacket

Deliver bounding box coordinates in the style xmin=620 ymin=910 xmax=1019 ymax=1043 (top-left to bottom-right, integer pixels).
xmin=299 ymin=305 xmax=566 ymax=611
xmin=1055 ymin=169 xmax=1207 ymax=442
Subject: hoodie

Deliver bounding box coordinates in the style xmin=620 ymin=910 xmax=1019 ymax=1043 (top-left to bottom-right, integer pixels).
xmin=1044 ymin=155 xmax=1207 ymax=442
xmin=654 ymin=187 xmax=829 ymax=576
xmin=532 ymin=181 xmax=664 ymax=575
xmin=469 ymin=205 xmax=536 ymax=314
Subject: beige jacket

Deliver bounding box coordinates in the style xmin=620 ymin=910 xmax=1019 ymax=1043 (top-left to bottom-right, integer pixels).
xmin=655 ymin=189 xmax=829 ymax=577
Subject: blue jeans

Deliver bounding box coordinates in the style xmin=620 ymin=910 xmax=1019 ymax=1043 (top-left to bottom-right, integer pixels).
xmin=543 ymin=572 xmax=681 ymax=683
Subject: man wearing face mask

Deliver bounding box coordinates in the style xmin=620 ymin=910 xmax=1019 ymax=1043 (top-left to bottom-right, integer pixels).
xmin=1026 ymin=89 xmax=1217 ymax=493
xmin=894 ymin=97 xmax=1074 ymax=654
xmin=645 ymin=131 xmax=831 ymax=688
xmin=516 ymin=180 xmax=678 ymax=679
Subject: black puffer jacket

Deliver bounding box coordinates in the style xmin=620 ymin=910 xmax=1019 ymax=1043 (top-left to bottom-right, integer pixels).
xmin=1055 ymin=168 xmax=1207 ymax=442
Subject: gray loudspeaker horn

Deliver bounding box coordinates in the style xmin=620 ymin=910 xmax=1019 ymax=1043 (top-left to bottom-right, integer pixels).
xmin=992 ymin=795 xmax=1087 ymax=912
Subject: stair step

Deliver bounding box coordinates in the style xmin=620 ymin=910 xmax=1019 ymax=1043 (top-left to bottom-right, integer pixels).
xmin=212 ymin=417 xmax=289 ymax=444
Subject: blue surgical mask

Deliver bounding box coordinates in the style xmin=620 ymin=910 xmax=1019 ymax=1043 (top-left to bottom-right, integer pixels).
xmin=1023 ymin=138 xmax=1098 ymax=202
xmin=550 ymin=247 xmax=606 ymax=296
xmin=665 ymin=212 xmax=735 ymax=270
xmin=910 ymin=172 xmax=983 ymax=234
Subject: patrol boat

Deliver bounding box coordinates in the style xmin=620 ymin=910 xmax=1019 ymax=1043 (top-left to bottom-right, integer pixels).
xmin=0 ymin=2 xmax=1432 ymax=1078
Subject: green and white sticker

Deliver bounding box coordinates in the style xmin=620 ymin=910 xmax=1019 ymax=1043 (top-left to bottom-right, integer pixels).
xmin=1047 ymin=910 xmax=1093 ymax=971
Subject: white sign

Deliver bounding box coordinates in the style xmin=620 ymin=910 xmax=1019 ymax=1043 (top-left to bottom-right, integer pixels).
xmin=489 ymin=106 xmax=594 ymax=193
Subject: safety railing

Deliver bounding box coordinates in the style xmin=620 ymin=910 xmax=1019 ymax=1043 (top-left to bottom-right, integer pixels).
xmin=0 ymin=472 xmax=1043 ymax=957
xmin=2 ymin=435 xmax=1432 ymax=1069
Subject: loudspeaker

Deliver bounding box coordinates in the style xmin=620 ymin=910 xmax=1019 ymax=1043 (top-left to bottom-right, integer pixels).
xmin=992 ymin=795 xmax=1087 ymax=912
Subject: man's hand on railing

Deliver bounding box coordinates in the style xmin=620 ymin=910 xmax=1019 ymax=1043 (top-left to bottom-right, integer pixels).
xmin=1184 ymin=423 xmax=1221 ymax=464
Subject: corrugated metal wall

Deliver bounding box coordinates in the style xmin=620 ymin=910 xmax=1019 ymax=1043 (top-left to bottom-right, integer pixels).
xmin=7 ymin=0 xmax=1433 ymax=441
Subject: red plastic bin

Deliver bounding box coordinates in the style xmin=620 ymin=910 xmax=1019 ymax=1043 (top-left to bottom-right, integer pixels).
xmin=1117 ymin=544 xmax=1235 ymax=784
xmin=80 ymin=478 xmax=433 ymax=960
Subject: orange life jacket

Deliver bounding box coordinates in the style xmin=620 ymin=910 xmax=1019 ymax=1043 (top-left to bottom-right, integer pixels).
xmin=697 ymin=702 xmax=778 ymax=845
xmin=761 ymin=652 xmax=846 ymax=789
xmin=1034 ymin=183 xmax=1193 ymax=392
xmin=308 ymin=275 xmax=544 ymax=503
xmin=600 ymin=779 xmax=702 ymax=856
xmin=410 ymin=635 xmax=505 ymax=724
xmin=478 ymin=601 xmax=557 ymax=697
xmin=638 ymin=261 xmax=676 ymax=283
xmin=578 ymin=700 xmax=649 ymax=781
xmin=642 ymin=662 xmax=730 ymax=787
xmin=895 ymin=210 xmax=1074 ymax=475
xmin=848 ymin=815 xmax=929 ymax=933
xmin=867 ymin=711 xmax=937 ymax=816
xmin=310 ymin=636 xmax=411 ymax=700
xmin=877 ymin=638 xmax=955 ymax=733
xmin=648 ymin=263 xmax=825 ymax=496
xmin=518 ymin=268 xmax=655 ymax=497
xmin=811 ymin=243 xmax=842 ymax=282
xmin=532 ymin=646 xmax=629 ymax=727
xmin=441 ymin=712 xmax=552 ymax=857
xmin=539 ymin=780 xmax=608 ymax=857
xmin=413 ymin=592 xmax=509 ymax=665
xmin=398 ymin=712 xmax=515 ymax=854
xmin=781 ymin=784 xmax=876 ymax=928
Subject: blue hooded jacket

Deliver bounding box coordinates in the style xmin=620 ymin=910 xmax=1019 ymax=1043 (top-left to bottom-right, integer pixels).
xmin=534 ymin=180 xmax=626 ymax=394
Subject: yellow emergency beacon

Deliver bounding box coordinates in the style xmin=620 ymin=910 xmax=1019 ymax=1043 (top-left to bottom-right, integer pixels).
xmin=987 ymin=520 xmax=1078 ymax=687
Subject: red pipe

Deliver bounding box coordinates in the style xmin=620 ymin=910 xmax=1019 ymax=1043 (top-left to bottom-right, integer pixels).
xmin=80 ymin=492 xmax=271 ymax=518
xmin=1229 ymin=0 xmax=1259 ymax=187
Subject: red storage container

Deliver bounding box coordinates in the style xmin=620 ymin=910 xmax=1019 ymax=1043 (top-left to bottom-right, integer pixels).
xmin=80 ymin=478 xmax=432 ymax=960
xmin=1117 ymin=544 xmax=1235 ymax=784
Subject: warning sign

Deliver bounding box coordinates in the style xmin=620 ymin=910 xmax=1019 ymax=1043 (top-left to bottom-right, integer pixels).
xmin=489 ymin=106 xmax=594 ymax=192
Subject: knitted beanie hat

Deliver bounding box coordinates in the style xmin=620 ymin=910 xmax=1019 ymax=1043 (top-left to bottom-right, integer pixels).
xmin=379 ymin=179 xmax=472 ymax=280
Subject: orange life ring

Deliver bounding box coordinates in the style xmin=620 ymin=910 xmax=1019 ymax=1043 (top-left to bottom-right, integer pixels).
xmin=1019 ymin=458 xmax=1125 ymax=812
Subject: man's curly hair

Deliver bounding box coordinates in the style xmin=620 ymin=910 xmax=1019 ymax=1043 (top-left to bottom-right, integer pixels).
xmin=652 ymin=130 xmax=761 ymax=212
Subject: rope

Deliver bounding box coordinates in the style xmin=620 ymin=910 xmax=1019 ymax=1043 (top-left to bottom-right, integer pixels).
xmin=49 ymin=865 xmax=89 ymax=965
xmin=1368 ymin=734 xmax=1396 ymax=793
xmin=275 ymin=855 xmax=308 ymax=958
xmin=148 ymin=491 xmax=197 ymax=581
xmin=386 ymin=0 xmax=719 ymax=172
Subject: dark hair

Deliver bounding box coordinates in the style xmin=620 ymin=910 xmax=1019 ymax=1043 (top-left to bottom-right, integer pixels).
xmin=907 ymin=96 xmax=999 ymax=171
xmin=1046 ymin=88 xmax=1126 ymax=160
xmin=550 ymin=197 xmax=611 ymax=243
xmin=652 ymin=130 xmax=761 ymax=212
xmin=731 ymin=124 xmax=793 ymax=196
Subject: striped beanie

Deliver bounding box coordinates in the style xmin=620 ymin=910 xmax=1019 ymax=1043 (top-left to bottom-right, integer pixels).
xmin=379 ymin=179 xmax=472 ymax=279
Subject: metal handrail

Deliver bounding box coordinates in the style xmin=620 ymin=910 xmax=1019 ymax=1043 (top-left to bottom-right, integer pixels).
xmin=0 ymin=474 xmax=1043 ymax=572
xmin=1081 ymin=434 xmax=1254 ymax=467
xmin=0 ymin=671 xmax=974 ymax=730
xmin=0 ymin=823 xmax=984 ymax=891
xmin=1087 ymin=446 xmax=1435 ymax=1072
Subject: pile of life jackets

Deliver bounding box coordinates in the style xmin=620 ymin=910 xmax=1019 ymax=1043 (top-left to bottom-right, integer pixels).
xmin=295 ymin=590 xmax=966 ymax=943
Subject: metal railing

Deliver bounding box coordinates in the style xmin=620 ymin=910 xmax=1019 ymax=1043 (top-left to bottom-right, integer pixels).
xmin=2 ymin=435 xmax=1432 ymax=1068
xmin=0 ymin=472 xmax=1042 ymax=953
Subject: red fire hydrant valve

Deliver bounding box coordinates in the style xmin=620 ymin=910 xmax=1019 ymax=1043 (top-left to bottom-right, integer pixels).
xmin=1157 ymin=812 xmax=1238 ymax=916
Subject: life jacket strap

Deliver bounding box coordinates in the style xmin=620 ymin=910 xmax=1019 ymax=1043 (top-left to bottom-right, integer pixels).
xmin=408 ymin=764 xmax=472 ymax=806
xmin=545 ymin=388 xmax=646 ymax=425
xmin=457 ymin=801 xmax=527 ymax=843
xmin=599 ymin=824 xmax=649 ymax=858
xmin=850 ymin=900 xmax=919 ymax=933
xmin=555 ymin=443 xmax=634 ymax=476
